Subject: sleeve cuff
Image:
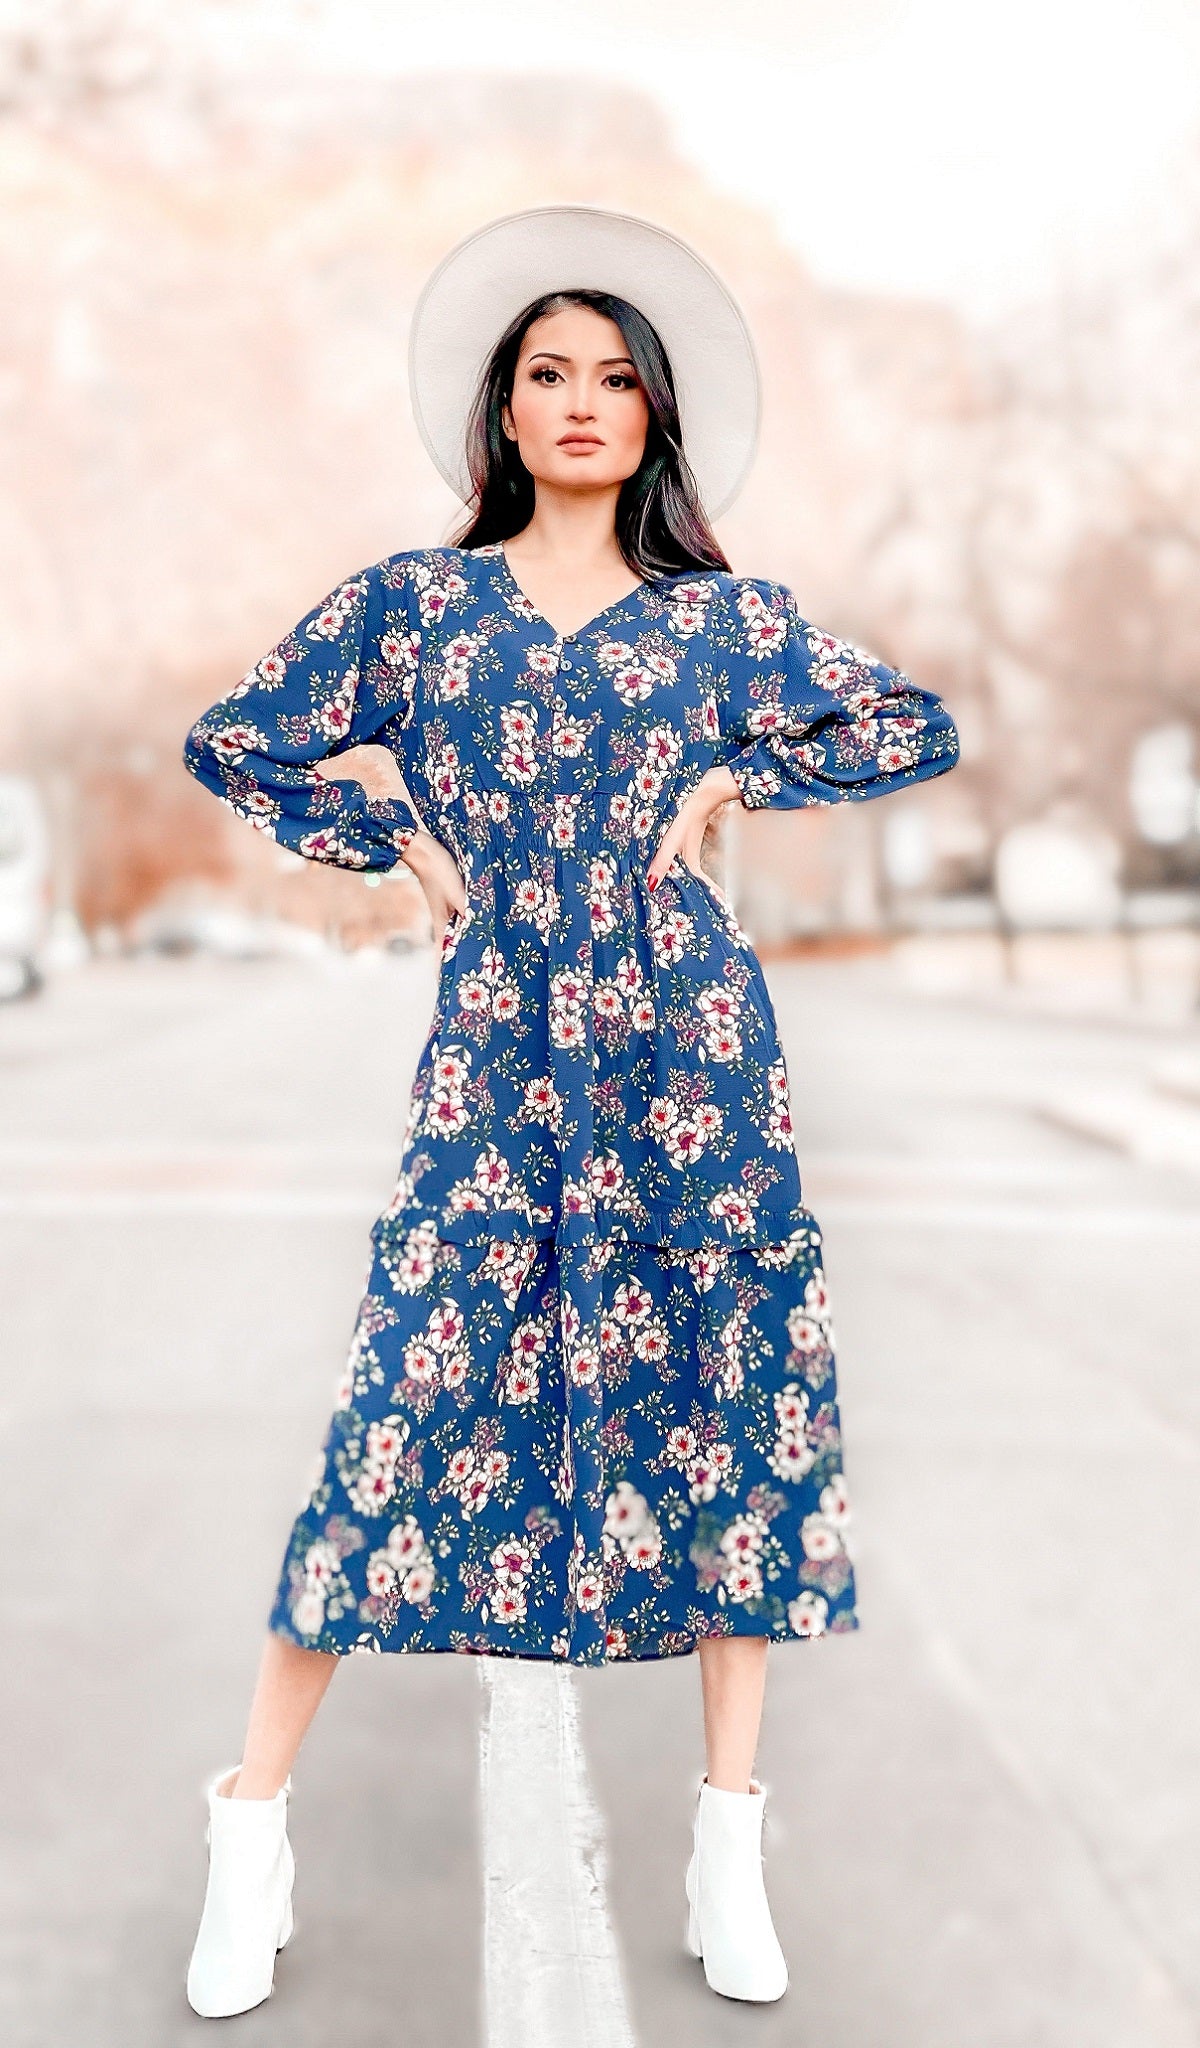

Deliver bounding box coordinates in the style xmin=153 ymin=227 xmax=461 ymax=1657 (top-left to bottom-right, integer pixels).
xmin=726 ymin=750 xmax=780 ymax=810
xmin=362 ymin=798 xmax=421 ymax=869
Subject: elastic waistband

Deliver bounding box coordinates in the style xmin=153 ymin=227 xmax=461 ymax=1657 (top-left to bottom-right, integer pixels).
xmin=446 ymin=782 xmax=693 ymax=853
xmin=457 ymin=778 xmax=660 ymax=797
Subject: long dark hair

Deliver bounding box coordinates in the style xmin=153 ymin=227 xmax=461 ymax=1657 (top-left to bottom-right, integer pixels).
xmin=450 ymin=289 xmax=731 ymax=580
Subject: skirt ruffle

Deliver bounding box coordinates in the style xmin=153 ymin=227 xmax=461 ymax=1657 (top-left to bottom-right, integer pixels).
xmin=268 ymin=1214 xmax=860 ymax=1666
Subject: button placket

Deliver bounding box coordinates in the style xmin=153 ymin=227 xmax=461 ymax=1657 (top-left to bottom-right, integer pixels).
xmin=550 ymin=631 xmax=572 ymax=786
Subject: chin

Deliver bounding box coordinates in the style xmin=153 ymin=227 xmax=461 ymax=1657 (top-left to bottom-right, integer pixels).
xmin=541 ymin=458 xmax=631 ymax=490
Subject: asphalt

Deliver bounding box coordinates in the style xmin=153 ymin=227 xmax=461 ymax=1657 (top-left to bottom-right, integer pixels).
xmin=2 ymin=943 xmax=1198 ymax=2047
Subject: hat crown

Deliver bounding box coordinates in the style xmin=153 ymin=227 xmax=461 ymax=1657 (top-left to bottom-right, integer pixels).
xmin=407 ymin=203 xmax=760 ymax=520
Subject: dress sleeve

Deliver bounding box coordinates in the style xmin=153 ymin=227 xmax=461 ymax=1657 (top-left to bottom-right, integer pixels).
xmin=182 ymin=560 xmax=422 ymax=871
xmin=720 ymin=578 xmax=960 ymax=810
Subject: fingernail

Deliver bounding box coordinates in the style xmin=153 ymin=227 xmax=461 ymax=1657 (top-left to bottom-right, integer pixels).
xmin=647 ymin=874 xmax=658 ymax=892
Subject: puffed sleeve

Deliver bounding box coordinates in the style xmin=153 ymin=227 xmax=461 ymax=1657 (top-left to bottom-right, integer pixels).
xmin=182 ymin=559 xmax=422 ymax=871
xmin=720 ymin=577 xmax=959 ymax=809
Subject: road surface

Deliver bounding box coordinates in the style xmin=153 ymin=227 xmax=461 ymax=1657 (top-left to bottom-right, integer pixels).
xmin=2 ymin=944 xmax=1198 ymax=2048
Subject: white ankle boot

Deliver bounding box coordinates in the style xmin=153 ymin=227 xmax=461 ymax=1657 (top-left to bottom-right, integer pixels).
xmin=684 ymin=1774 xmax=789 ymax=2002
xmin=186 ymin=1765 xmax=296 ymax=2019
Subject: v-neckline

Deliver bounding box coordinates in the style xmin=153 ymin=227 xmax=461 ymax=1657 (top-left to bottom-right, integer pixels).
xmin=480 ymin=539 xmax=662 ymax=642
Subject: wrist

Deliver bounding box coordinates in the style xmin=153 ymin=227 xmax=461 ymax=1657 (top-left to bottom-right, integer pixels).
xmin=689 ymin=766 xmax=740 ymax=819
xmin=402 ymin=827 xmax=440 ymax=874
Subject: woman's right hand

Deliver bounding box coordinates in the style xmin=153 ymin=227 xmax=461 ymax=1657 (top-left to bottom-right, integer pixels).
xmin=403 ymin=827 xmax=469 ymax=948
xmin=310 ymin=749 xmax=468 ymax=946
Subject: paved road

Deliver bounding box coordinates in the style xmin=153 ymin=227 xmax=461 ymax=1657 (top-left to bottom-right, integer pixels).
xmin=2 ymin=947 xmax=1198 ymax=2048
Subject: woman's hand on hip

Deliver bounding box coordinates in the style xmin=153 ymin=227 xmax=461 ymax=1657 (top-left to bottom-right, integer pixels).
xmin=311 ymin=750 xmax=467 ymax=943
xmin=646 ymin=766 xmax=740 ymax=891
xmin=402 ymin=827 xmax=469 ymax=945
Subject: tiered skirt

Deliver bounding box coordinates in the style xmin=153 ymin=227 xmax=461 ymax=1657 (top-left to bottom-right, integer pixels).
xmin=267 ymin=1209 xmax=860 ymax=1666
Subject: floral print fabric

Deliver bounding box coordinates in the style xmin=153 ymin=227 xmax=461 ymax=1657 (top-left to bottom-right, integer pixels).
xmin=269 ymin=1224 xmax=855 ymax=1662
xmin=184 ymin=540 xmax=959 ymax=1661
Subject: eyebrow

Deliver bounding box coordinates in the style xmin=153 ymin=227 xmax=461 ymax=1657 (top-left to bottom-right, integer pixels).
xmin=525 ymin=351 xmax=636 ymax=366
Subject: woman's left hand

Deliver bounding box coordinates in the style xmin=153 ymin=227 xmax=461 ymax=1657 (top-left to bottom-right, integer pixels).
xmin=646 ymin=766 xmax=741 ymax=891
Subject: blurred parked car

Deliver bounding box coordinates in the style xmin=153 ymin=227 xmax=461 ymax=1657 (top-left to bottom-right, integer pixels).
xmin=129 ymin=892 xmax=332 ymax=961
xmin=0 ymin=777 xmax=50 ymax=1000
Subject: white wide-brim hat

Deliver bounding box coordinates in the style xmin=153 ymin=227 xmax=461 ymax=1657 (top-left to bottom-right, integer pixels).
xmin=407 ymin=203 xmax=760 ymax=521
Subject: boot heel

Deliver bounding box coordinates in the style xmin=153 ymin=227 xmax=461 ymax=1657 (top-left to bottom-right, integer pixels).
xmin=685 ymin=1904 xmax=702 ymax=1958
xmin=277 ymin=1895 xmax=294 ymax=1952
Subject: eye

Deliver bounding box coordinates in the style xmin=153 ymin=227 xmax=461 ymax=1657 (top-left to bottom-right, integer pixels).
xmin=530 ymin=365 xmax=561 ymax=384
xmin=605 ymin=372 xmax=638 ymax=390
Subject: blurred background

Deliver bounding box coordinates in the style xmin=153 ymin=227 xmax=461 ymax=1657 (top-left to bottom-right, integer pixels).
xmin=3 ymin=4 xmax=1200 ymax=2046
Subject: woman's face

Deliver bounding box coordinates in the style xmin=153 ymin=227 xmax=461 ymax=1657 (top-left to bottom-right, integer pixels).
xmin=501 ymin=303 xmax=650 ymax=494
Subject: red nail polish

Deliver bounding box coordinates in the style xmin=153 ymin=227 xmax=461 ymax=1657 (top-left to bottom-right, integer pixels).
xmin=647 ymin=874 xmax=658 ymax=892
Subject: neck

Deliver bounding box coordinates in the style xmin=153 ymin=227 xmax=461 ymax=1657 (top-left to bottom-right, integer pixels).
xmin=506 ymin=484 xmax=627 ymax=571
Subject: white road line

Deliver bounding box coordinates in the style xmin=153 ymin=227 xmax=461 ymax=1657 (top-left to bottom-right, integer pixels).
xmin=0 ymin=1142 xmax=393 ymax=1161
xmin=0 ymin=1193 xmax=379 ymax=1216
xmin=0 ymin=1143 xmax=1126 ymax=1182
xmin=477 ymin=1659 xmax=636 ymax=2048
xmin=0 ymin=1193 xmax=1198 ymax=1234
xmin=814 ymin=1198 xmax=1200 ymax=1234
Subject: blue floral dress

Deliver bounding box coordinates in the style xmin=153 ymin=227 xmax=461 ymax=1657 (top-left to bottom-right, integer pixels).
xmin=183 ymin=541 xmax=959 ymax=1664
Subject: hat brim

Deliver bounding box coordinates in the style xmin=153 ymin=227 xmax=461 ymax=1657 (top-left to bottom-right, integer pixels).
xmin=407 ymin=203 xmax=760 ymax=521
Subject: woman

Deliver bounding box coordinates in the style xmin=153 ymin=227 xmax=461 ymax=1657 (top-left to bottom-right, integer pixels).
xmin=181 ymin=204 xmax=960 ymax=2018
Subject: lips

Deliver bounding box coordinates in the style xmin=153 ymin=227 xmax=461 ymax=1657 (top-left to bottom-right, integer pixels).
xmin=557 ymin=436 xmax=603 ymax=448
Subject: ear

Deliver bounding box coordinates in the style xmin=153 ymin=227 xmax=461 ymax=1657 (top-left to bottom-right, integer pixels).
xmin=500 ymin=402 xmax=517 ymax=443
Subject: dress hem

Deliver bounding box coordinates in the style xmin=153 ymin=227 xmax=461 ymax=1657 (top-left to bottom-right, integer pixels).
xmin=267 ymin=1607 xmax=861 ymax=1666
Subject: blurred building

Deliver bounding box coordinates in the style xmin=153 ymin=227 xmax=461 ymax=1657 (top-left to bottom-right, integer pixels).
xmin=1 ymin=17 xmax=1198 ymax=953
